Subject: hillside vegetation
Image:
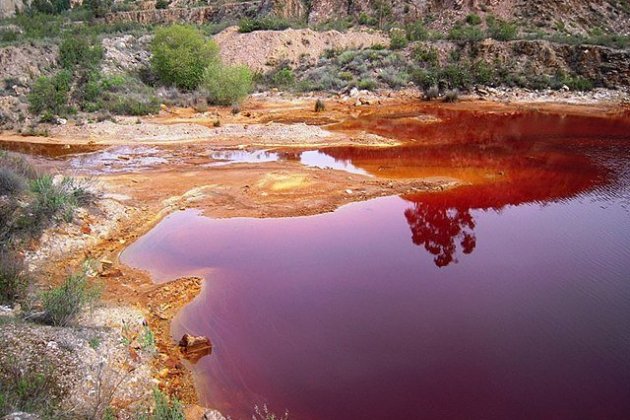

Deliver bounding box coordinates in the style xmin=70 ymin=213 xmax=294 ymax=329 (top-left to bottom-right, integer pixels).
xmin=0 ymin=0 xmax=628 ymax=129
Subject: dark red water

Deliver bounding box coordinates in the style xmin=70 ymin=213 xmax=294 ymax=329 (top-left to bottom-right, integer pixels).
xmin=121 ymin=110 xmax=630 ymax=419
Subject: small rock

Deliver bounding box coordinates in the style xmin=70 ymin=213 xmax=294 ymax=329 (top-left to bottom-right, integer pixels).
xmin=179 ymin=334 xmax=212 ymax=363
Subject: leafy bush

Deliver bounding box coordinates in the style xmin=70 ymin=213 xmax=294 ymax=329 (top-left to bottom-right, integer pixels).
xmin=487 ymin=16 xmax=517 ymax=41
xmin=59 ymin=36 xmax=103 ymax=70
xmin=448 ymin=25 xmax=485 ymax=42
xmin=83 ymin=0 xmax=113 ymax=18
xmin=28 ymin=71 xmax=72 ymax=116
xmin=358 ymin=78 xmax=377 ymax=90
xmin=389 ymin=29 xmax=408 ymax=50
xmin=151 ymin=389 xmax=184 ymax=420
xmin=465 ymin=14 xmax=482 ymax=25
xmin=238 ymin=16 xmax=291 ymax=33
xmin=155 ymin=0 xmax=170 ymax=9
xmin=29 ymin=0 xmax=71 ymax=15
xmin=405 ymin=21 xmax=429 ymax=41
xmin=412 ymin=45 xmax=438 ymax=65
xmin=203 ymin=63 xmax=253 ymax=105
xmin=29 ymin=175 xmax=93 ymax=227
xmin=269 ymin=67 xmax=296 ymax=88
xmin=0 ymin=252 xmax=28 ymax=304
xmin=151 ymin=24 xmax=220 ymax=90
xmin=42 ymin=270 xmax=101 ymax=326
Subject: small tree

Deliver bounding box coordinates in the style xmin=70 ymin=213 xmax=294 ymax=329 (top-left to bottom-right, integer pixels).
xmin=203 ymin=63 xmax=253 ymax=105
xmin=59 ymin=36 xmax=103 ymax=71
xmin=28 ymin=70 xmax=72 ymax=116
xmin=151 ymin=24 xmax=220 ymax=90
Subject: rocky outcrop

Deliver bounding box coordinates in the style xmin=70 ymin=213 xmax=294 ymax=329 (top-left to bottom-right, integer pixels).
xmin=0 ymin=0 xmax=27 ymax=18
xmin=306 ymin=0 xmax=630 ymax=34
xmin=104 ymin=1 xmax=262 ymax=24
xmin=0 ymin=43 xmax=58 ymax=84
xmin=472 ymin=39 xmax=630 ymax=88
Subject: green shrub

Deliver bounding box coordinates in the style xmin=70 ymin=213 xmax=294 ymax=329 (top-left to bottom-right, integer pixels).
xmin=155 ymin=0 xmax=170 ymax=9
xmin=270 ymin=67 xmax=296 ymax=88
xmin=0 ymin=252 xmax=28 ymax=304
xmin=29 ymin=0 xmax=71 ymax=15
xmin=412 ymin=45 xmax=438 ymax=65
xmin=314 ymin=99 xmax=325 ymax=112
xmin=28 ymin=71 xmax=72 ymax=116
xmin=0 ymin=361 xmax=60 ymax=417
xmin=0 ymin=168 xmax=26 ymax=196
xmin=423 ymin=86 xmax=439 ymax=101
xmin=151 ymin=24 xmax=220 ymax=90
xmin=411 ymin=67 xmax=438 ymax=89
xmin=83 ymin=0 xmax=113 ymax=18
xmin=358 ymin=78 xmax=377 ymax=90
xmin=104 ymin=95 xmax=161 ymax=115
xmin=465 ymin=14 xmax=482 ymax=25
xmin=389 ymin=29 xmax=408 ymax=50
xmin=443 ymin=89 xmax=459 ymax=102
xmin=487 ymin=16 xmax=517 ymax=41
xmin=151 ymin=389 xmax=184 ymax=420
xmin=42 ymin=270 xmax=101 ymax=326
xmin=238 ymin=16 xmax=291 ymax=33
xmin=59 ymin=36 xmax=103 ymax=70
xmin=358 ymin=12 xmax=377 ymax=26
xmin=203 ymin=63 xmax=253 ymax=105
xmin=29 ymin=175 xmax=93 ymax=227
xmin=448 ymin=25 xmax=485 ymax=42
xmin=405 ymin=21 xmax=429 ymax=41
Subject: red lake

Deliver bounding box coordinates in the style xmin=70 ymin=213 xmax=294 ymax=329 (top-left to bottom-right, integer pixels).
xmin=121 ymin=109 xmax=630 ymax=419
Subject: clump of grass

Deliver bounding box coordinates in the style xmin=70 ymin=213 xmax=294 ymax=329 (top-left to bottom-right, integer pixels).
xmin=151 ymin=389 xmax=184 ymax=420
xmin=443 ymin=89 xmax=459 ymax=102
xmin=423 ymin=86 xmax=439 ymax=101
xmin=0 ymin=251 xmax=29 ymax=304
xmin=41 ymin=270 xmax=102 ymax=326
xmin=314 ymin=99 xmax=325 ymax=112
xmin=0 ymin=360 xmax=61 ymax=417
xmin=29 ymin=175 xmax=93 ymax=227
xmin=0 ymin=168 xmax=27 ymax=196
xmin=140 ymin=325 xmax=156 ymax=352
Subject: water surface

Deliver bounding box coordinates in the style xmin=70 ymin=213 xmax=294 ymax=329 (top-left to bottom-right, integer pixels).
xmin=121 ymin=110 xmax=630 ymax=419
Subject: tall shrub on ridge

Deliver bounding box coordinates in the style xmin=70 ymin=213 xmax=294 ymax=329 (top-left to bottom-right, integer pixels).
xmin=150 ymin=24 xmax=220 ymax=90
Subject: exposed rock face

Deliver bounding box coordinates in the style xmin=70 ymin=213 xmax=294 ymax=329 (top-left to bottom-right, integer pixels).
xmin=105 ymin=1 xmax=262 ymax=24
xmin=102 ymin=34 xmax=152 ymax=75
xmin=0 ymin=0 xmax=27 ymax=18
xmin=472 ymin=39 xmax=630 ymax=88
xmin=0 ymin=43 xmax=58 ymax=84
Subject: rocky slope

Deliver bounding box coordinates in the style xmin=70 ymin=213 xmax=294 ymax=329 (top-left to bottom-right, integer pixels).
xmin=306 ymin=0 xmax=630 ymax=34
xmin=104 ymin=0 xmax=630 ymax=36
